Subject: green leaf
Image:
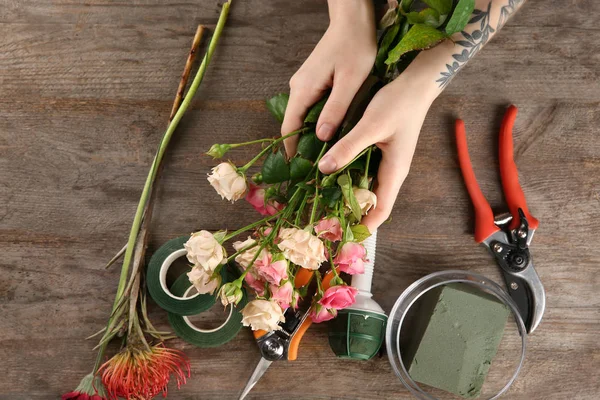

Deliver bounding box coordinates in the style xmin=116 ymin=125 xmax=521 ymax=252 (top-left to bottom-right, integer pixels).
xmin=261 ymin=149 xmax=290 ymax=184
xmin=422 ymin=0 xmax=452 ymax=15
xmin=405 ymin=8 xmax=447 ymax=28
xmin=350 ymin=224 xmax=372 ymax=242
xmin=375 ymin=23 xmax=401 ymax=74
xmin=320 ymin=186 xmax=342 ymax=209
xmin=304 ymin=96 xmax=329 ymax=123
xmin=445 ymin=0 xmax=475 ymax=35
xmin=385 ymin=24 xmax=447 ymax=65
xmin=290 ymin=157 xmax=313 ymax=180
xmin=266 ymin=93 xmax=289 ymax=123
xmin=296 ymin=132 xmax=324 ymax=161
xmin=337 ymin=174 xmax=362 ymax=221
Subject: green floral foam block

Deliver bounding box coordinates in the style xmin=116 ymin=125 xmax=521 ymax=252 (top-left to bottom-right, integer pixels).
xmin=407 ymin=284 xmax=510 ymax=398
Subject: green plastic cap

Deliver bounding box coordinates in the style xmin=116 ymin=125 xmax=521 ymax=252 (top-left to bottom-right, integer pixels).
xmin=328 ymin=309 xmax=387 ymax=360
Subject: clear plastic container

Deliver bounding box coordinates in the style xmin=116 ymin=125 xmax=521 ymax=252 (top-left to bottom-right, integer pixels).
xmin=386 ymin=270 xmax=527 ymax=400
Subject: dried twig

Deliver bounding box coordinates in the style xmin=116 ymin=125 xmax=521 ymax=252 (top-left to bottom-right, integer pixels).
xmin=169 ymin=25 xmax=205 ymax=121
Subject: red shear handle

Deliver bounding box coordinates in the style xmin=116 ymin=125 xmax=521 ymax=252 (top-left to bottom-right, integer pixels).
xmin=455 ymin=119 xmax=500 ymax=243
xmin=499 ymin=105 xmax=540 ymax=231
xmin=288 ymin=270 xmax=335 ymax=361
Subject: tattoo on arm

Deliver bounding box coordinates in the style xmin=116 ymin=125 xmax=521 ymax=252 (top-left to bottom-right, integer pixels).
xmin=436 ymin=0 xmax=525 ymax=88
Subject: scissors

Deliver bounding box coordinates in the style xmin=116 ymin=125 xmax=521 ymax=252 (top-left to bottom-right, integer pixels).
xmin=238 ymin=268 xmax=334 ymax=399
xmin=455 ymin=105 xmax=545 ymax=333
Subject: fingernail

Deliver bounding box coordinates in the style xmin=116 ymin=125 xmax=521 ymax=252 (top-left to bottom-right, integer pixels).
xmin=319 ymin=155 xmax=337 ymax=174
xmin=317 ymin=123 xmax=335 ymax=140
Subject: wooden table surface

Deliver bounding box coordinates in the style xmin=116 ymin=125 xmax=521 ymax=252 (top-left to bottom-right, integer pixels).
xmin=1 ymin=1 xmax=599 ymax=399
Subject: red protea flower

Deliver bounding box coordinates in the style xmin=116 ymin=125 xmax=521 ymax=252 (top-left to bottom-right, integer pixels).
xmin=62 ymin=373 xmax=107 ymax=400
xmin=99 ymin=343 xmax=190 ymax=400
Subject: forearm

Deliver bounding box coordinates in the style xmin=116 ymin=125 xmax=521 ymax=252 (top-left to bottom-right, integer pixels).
xmin=402 ymin=0 xmax=526 ymax=99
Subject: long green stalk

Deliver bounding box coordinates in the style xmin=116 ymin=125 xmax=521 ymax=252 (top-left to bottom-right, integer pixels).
xmin=93 ymin=0 xmax=232 ymax=374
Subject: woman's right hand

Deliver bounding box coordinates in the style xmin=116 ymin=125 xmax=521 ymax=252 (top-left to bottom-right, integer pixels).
xmin=281 ymin=0 xmax=377 ymax=156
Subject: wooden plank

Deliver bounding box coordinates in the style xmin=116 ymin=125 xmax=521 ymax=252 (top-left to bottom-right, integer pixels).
xmin=0 ymin=0 xmax=599 ymax=399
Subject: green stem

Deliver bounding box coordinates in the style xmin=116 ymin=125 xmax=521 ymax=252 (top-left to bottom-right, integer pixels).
xmin=230 ymin=137 xmax=275 ymax=148
xmin=363 ymin=146 xmax=372 ymax=183
xmin=239 ymin=128 xmax=308 ymax=172
xmin=309 ymin=143 xmax=328 ymax=225
xmin=93 ymin=0 xmax=232 ymax=374
xmin=223 ymin=212 xmax=281 ymax=242
xmin=295 ymin=192 xmax=309 ymax=226
xmin=327 ymin=242 xmax=340 ymax=279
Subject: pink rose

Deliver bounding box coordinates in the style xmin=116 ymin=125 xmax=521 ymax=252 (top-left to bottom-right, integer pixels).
xmin=314 ymin=217 xmax=343 ymax=242
xmin=334 ymin=242 xmax=367 ymax=275
xmin=244 ymin=271 xmax=266 ymax=296
xmin=318 ymin=285 xmax=358 ymax=310
xmin=270 ymin=281 xmax=294 ymax=310
xmin=256 ymin=256 xmax=288 ymax=286
xmin=310 ymin=305 xmax=337 ymax=323
xmin=245 ymin=184 xmax=284 ymax=216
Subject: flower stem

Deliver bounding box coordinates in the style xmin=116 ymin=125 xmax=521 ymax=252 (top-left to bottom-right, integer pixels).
xmin=229 ymin=138 xmax=276 ymax=148
xmin=239 ymin=128 xmax=308 ymax=172
xmin=327 ymin=243 xmax=340 ymax=279
xmin=363 ymin=146 xmax=372 ymax=186
xmin=93 ymin=0 xmax=232 ymax=374
xmin=309 ymin=143 xmax=328 ymax=225
xmin=223 ymin=212 xmax=281 ymax=242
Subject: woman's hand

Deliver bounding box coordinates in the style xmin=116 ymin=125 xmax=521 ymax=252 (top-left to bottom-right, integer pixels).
xmin=281 ymin=0 xmax=377 ymax=155
xmin=318 ymin=66 xmax=439 ymax=231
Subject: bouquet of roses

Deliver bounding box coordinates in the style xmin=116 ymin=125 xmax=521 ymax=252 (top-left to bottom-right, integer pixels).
xmin=184 ymin=0 xmax=476 ymax=332
xmin=191 ymin=111 xmax=377 ymax=329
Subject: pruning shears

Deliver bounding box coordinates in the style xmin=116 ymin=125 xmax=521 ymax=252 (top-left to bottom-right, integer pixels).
xmin=455 ymin=105 xmax=545 ymax=333
xmin=238 ymin=269 xmax=334 ymax=400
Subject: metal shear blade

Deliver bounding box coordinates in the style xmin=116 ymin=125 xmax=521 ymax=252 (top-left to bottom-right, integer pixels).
xmin=238 ymin=357 xmax=272 ymax=400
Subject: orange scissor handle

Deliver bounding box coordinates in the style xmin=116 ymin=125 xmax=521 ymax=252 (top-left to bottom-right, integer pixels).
xmin=288 ymin=270 xmax=335 ymax=361
xmin=252 ymin=268 xmax=317 ymax=341
xmin=455 ymin=119 xmax=500 ymax=243
xmin=499 ymin=105 xmax=539 ymax=231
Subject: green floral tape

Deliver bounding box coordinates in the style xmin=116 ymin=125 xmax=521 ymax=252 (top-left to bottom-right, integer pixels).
xmin=168 ymin=273 xmax=248 ymax=348
xmin=147 ymin=236 xmax=219 ymax=315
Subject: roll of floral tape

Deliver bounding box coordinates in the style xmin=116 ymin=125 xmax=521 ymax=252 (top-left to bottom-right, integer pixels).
xmin=167 ymin=273 xmax=248 ymax=348
xmin=147 ymin=235 xmax=217 ymax=316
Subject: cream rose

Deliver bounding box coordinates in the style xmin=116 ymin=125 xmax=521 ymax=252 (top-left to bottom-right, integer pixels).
xmin=232 ymin=237 xmax=268 ymax=269
xmin=207 ymin=162 xmax=247 ymax=202
xmin=277 ymin=228 xmax=326 ymax=270
xmin=241 ymin=299 xmax=285 ymax=331
xmin=184 ymin=230 xmax=226 ymax=272
xmin=187 ymin=267 xmax=220 ymax=295
xmin=352 ymin=187 xmax=377 ymax=215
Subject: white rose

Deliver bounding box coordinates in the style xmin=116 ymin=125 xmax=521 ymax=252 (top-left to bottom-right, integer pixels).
xmin=207 ymin=162 xmax=247 ymax=202
xmin=184 ymin=230 xmax=226 ymax=272
xmin=187 ymin=267 xmax=221 ymax=295
xmin=277 ymin=228 xmax=326 ymax=270
xmin=233 ymin=237 xmax=267 ymax=269
xmin=352 ymin=187 xmax=377 ymax=215
xmin=241 ymin=299 xmax=285 ymax=331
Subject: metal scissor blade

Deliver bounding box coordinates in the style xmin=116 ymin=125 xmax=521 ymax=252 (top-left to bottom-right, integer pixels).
xmin=238 ymin=357 xmax=272 ymax=400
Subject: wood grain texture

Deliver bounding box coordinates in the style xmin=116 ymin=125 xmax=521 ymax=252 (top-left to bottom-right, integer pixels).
xmin=1 ymin=0 xmax=599 ymax=399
